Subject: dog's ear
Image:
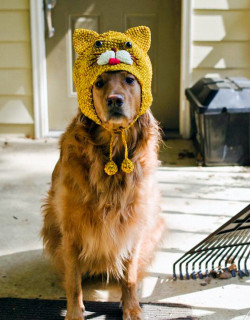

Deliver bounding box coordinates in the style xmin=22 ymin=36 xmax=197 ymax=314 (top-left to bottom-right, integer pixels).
xmin=73 ymin=29 xmax=99 ymax=54
xmin=125 ymin=26 xmax=151 ymax=53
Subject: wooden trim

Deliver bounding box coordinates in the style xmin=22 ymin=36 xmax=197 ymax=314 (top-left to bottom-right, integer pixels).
xmin=179 ymin=0 xmax=193 ymax=138
xmin=47 ymin=130 xmax=64 ymax=138
xmin=29 ymin=0 xmax=49 ymax=138
xmin=66 ymin=15 xmax=75 ymax=97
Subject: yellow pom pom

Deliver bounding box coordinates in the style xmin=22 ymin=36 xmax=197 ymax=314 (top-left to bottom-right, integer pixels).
xmin=104 ymin=161 xmax=118 ymax=175
xmin=121 ymin=158 xmax=134 ymax=173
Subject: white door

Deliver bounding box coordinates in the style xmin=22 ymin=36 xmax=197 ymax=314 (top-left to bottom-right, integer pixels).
xmin=45 ymin=0 xmax=181 ymax=132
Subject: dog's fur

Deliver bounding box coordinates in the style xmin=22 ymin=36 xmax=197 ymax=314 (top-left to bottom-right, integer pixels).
xmin=42 ymin=71 xmax=165 ymax=320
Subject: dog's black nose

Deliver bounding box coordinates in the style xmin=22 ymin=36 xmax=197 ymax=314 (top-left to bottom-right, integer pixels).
xmin=106 ymin=94 xmax=124 ymax=108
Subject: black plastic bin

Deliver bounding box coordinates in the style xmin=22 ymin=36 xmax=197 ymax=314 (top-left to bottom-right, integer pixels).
xmin=186 ymin=77 xmax=250 ymax=166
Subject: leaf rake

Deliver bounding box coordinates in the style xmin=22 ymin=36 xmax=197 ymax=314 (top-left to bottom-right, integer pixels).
xmin=173 ymin=204 xmax=250 ymax=280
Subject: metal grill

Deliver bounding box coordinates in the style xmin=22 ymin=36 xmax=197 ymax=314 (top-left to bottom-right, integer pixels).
xmin=173 ymin=204 xmax=250 ymax=280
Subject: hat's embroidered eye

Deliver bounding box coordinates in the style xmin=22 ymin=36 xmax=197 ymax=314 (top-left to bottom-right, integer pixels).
xmin=125 ymin=41 xmax=132 ymax=49
xmin=95 ymin=40 xmax=103 ymax=48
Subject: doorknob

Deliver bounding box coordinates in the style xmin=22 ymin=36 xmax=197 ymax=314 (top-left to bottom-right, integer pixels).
xmin=45 ymin=0 xmax=56 ymax=38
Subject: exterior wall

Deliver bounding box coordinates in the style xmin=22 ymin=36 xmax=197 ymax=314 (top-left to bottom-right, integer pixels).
xmin=191 ymin=0 xmax=250 ymax=84
xmin=0 ymin=0 xmax=249 ymax=136
xmin=0 ymin=0 xmax=34 ymax=137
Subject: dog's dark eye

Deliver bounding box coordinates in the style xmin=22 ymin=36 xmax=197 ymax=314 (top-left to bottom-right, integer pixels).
xmin=125 ymin=77 xmax=135 ymax=85
xmin=125 ymin=41 xmax=132 ymax=49
xmin=95 ymin=40 xmax=103 ymax=48
xmin=95 ymin=79 xmax=104 ymax=88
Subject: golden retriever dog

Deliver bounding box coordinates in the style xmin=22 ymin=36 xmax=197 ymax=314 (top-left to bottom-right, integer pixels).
xmin=42 ymin=30 xmax=165 ymax=320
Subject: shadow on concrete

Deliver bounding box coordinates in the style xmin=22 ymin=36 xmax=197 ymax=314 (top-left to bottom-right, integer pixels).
xmin=0 ymin=298 xmax=197 ymax=320
xmin=0 ymin=247 xmax=249 ymax=319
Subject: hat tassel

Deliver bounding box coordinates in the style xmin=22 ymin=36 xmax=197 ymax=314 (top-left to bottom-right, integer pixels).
xmin=104 ymin=132 xmax=118 ymax=175
xmin=121 ymin=129 xmax=134 ymax=174
xmin=104 ymin=130 xmax=134 ymax=175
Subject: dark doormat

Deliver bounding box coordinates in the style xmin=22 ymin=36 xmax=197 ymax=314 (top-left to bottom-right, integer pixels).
xmin=0 ymin=298 xmax=195 ymax=320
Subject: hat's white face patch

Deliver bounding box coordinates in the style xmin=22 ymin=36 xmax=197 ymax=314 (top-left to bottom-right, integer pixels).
xmin=97 ymin=50 xmax=133 ymax=66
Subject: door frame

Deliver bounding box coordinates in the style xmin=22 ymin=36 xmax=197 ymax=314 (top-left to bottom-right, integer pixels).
xmin=179 ymin=0 xmax=193 ymax=138
xmin=30 ymin=0 xmax=49 ymax=138
xmin=30 ymin=0 xmax=193 ymax=138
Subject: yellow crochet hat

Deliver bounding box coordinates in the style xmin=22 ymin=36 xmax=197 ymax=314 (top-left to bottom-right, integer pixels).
xmin=73 ymin=26 xmax=152 ymax=175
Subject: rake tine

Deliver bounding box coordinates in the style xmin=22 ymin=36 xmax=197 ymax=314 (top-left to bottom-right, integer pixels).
xmin=223 ymin=239 xmax=242 ymax=278
xmin=231 ymin=245 xmax=245 ymax=264
xmin=174 ymin=232 xmax=218 ymax=279
xmin=211 ymin=248 xmax=227 ymax=271
xmin=230 ymin=230 xmax=249 ymax=264
xmin=238 ymin=245 xmax=249 ymax=277
xmin=224 ymin=230 xmax=246 ymax=265
xmin=193 ymin=235 xmax=225 ymax=278
xmin=223 ymin=229 xmax=248 ymax=276
xmin=239 ymin=230 xmax=250 ymax=274
xmin=174 ymin=235 xmax=218 ymax=280
xmin=205 ymin=234 xmax=233 ymax=272
xmin=205 ymin=248 xmax=222 ymax=274
xmin=190 ymin=236 xmax=221 ymax=278
xmin=186 ymin=232 xmax=225 ymax=279
xmin=178 ymin=255 xmax=191 ymax=279
xmin=228 ymin=244 xmax=246 ymax=277
xmin=184 ymin=251 xmax=203 ymax=279
xmin=180 ymin=253 xmax=195 ymax=280
xmin=222 ymin=247 xmax=237 ymax=271
xmin=211 ymin=231 xmax=240 ymax=270
xmin=195 ymin=233 xmax=232 ymax=277
xmin=192 ymin=250 xmax=212 ymax=279
xmin=244 ymin=250 xmax=250 ymax=276
xmin=198 ymin=249 xmax=213 ymax=277
xmin=218 ymin=230 xmax=245 ymax=269
xmin=173 ymin=253 xmax=191 ymax=280
xmin=225 ymin=228 xmax=250 ymax=272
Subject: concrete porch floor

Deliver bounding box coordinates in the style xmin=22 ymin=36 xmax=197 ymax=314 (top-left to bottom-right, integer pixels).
xmin=0 ymin=138 xmax=249 ymax=319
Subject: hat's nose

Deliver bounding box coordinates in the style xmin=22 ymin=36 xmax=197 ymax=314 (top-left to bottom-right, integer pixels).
xmin=106 ymin=94 xmax=124 ymax=108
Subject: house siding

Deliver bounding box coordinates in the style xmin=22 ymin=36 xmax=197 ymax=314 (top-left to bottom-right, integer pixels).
xmin=191 ymin=0 xmax=250 ymax=84
xmin=0 ymin=1 xmax=250 ymax=136
xmin=0 ymin=0 xmax=34 ymax=137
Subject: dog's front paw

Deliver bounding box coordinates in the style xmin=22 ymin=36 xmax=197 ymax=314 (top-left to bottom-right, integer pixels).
xmin=123 ymin=304 xmax=143 ymax=320
xmin=65 ymin=316 xmax=84 ymax=320
xmin=65 ymin=306 xmax=84 ymax=320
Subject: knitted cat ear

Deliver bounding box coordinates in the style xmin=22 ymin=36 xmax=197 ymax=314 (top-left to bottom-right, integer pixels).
xmin=125 ymin=26 xmax=151 ymax=53
xmin=73 ymin=29 xmax=99 ymax=54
